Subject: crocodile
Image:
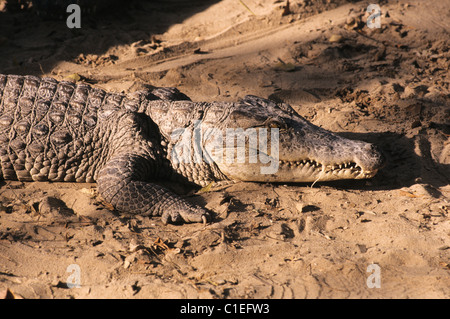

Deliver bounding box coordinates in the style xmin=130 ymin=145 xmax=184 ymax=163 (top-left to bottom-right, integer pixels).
xmin=0 ymin=74 xmax=385 ymax=224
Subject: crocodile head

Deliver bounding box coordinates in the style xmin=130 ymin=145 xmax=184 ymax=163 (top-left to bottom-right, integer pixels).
xmin=199 ymin=96 xmax=385 ymax=183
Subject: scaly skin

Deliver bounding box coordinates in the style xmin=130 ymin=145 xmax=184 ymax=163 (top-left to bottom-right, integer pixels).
xmin=0 ymin=74 xmax=384 ymax=224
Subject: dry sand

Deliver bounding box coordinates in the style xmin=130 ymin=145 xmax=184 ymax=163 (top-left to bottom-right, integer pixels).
xmin=0 ymin=0 xmax=449 ymax=299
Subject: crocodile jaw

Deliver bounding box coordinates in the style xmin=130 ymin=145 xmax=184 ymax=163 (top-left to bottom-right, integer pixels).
xmin=209 ymin=126 xmax=385 ymax=183
xmin=216 ymin=153 xmax=381 ymax=183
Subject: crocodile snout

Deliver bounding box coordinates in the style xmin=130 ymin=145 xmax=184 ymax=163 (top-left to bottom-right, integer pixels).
xmin=353 ymin=142 xmax=386 ymax=177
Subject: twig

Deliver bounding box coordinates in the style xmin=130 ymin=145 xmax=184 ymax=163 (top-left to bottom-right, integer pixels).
xmin=239 ymin=0 xmax=256 ymax=16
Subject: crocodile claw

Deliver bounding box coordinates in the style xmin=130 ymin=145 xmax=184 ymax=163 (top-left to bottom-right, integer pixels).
xmin=161 ymin=206 xmax=211 ymax=225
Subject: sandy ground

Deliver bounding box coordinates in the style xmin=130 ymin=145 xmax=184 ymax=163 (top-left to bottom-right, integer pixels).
xmin=0 ymin=0 xmax=449 ymax=299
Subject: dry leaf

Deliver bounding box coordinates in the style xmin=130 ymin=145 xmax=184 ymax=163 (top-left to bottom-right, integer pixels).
xmin=65 ymin=73 xmax=81 ymax=82
xmin=80 ymin=187 xmax=97 ymax=198
xmin=198 ymin=183 xmax=213 ymax=193
xmin=398 ymin=190 xmax=420 ymax=198
xmin=329 ymin=34 xmax=344 ymax=43
xmin=274 ymin=62 xmax=297 ymax=72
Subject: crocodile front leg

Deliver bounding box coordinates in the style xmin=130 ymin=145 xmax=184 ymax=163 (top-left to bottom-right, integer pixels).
xmin=97 ymin=154 xmax=210 ymax=224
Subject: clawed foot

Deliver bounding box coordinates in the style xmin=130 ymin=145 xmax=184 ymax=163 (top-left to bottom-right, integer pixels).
xmin=161 ymin=205 xmax=211 ymax=225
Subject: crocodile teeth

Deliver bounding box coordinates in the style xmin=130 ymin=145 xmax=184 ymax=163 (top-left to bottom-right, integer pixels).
xmin=279 ymin=159 xmax=326 ymax=169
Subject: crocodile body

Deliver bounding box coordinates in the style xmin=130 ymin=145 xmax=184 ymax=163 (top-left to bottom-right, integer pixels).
xmin=0 ymin=74 xmax=384 ymax=224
